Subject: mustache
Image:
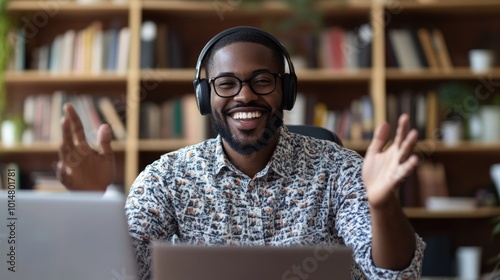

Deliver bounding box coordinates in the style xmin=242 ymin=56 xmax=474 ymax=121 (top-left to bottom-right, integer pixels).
xmin=222 ymin=101 xmax=272 ymax=114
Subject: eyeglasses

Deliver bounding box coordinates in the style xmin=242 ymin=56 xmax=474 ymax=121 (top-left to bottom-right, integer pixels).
xmin=209 ymin=72 xmax=282 ymax=98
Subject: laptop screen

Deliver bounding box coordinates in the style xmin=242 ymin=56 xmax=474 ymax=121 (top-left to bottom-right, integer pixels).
xmin=152 ymin=243 xmax=353 ymax=280
xmin=0 ymin=190 xmax=138 ymax=280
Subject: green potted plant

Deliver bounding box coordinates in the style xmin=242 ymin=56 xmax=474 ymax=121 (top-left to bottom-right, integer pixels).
xmin=436 ymin=81 xmax=475 ymax=143
xmin=0 ymin=0 xmax=11 ymax=127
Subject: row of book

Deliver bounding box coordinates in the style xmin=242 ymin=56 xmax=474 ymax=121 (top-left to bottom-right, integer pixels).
xmin=386 ymin=90 xmax=439 ymax=141
xmin=0 ymin=162 xmax=66 ymax=192
xmin=284 ymin=93 xmax=375 ymax=141
xmin=285 ymin=89 xmax=441 ymax=143
xmin=8 ymin=22 xmax=454 ymax=73
xmin=316 ymin=24 xmax=373 ymax=70
xmin=140 ymin=21 xmax=184 ymax=69
xmin=386 ymin=27 xmax=453 ymax=70
xmin=139 ymin=94 xmax=208 ymax=143
xmin=9 ymin=20 xmax=131 ymax=74
xmin=21 ymin=92 xmax=127 ymax=144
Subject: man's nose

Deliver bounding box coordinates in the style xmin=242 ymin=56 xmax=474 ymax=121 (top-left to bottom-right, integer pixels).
xmin=234 ymin=82 xmax=259 ymax=104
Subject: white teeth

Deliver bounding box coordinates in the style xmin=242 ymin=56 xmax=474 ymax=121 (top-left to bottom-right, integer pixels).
xmin=233 ymin=111 xmax=262 ymax=120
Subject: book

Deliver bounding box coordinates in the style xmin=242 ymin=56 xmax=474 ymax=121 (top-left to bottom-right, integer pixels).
xmin=432 ymin=29 xmax=453 ymax=71
xmin=116 ymin=27 xmax=130 ymax=74
xmin=181 ymin=94 xmax=207 ymax=143
xmin=155 ymin=23 xmax=170 ymax=69
xmin=98 ymin=96 xmax=127 ymax=140
xmin=140 ymin=101 xmax=161 ymax=139
xmin=417 ymin=161 xmax=449 ymax=207
xmin=61 ymin=29 xmax=76 ymax=73
xmin=425 ymin=90 xmax=439 ymax=140
xmin=49 ymin=90 xmax=65 ymax=143
xmin=140 ymin=21 xmax=157 ymax=69
xmin=388 ymin=28 xmax=424 ymax=70
xmin=417 ymin=28 xmax=440 ymax=70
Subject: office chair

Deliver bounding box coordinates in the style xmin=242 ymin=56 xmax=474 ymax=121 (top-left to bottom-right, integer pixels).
xmin=286 ymin=125 xmax=343 ymax=146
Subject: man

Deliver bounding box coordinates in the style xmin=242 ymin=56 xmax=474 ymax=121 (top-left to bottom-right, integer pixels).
xmin=57 ymin=27 xmax=424 ymax=279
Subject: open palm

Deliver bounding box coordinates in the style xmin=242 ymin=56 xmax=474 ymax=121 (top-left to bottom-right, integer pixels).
xmin=57 ymin=104 xmax=115 ymax=191
xmin=362 ymin=114 xmax=420 ymax=208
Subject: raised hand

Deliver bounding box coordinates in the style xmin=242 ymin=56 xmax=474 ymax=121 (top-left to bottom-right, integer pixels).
xmin=362 ymin=114 xmax=420 ymax=209
xmin=56 ymin=103 xmax=115 ymax=191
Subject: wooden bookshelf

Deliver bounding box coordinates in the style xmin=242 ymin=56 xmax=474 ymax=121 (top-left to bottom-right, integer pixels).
xmin=5 ymin=71 xmax=128 ymax=83
xmin=0 ymin=141 xmax=127 ymax=153
xmin=404 ymin=207 xmax=500 ymax=219
xmin=4 ymin=1 xmax=500 ymax=272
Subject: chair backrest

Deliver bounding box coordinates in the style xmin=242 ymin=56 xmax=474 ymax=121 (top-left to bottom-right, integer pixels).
xmin=286 ymin=125 xmax=343 ymax=146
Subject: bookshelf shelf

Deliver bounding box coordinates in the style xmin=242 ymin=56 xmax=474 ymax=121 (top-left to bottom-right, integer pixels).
xmin=404 ymin=207 xmax=500 ymax=219
xmin=415 ymin=141 xmax=500 ymax=154
xmin=394 ymin=0 xmax=500 ymax=14
xmin=138 ymin=139 xmax=199 ymax=151
xmin=296 ymin=69 xmax=372 ymax=82
xmin=5 ymin=71 xmax=128 ymax=84
xmin=385 ymin=67 xmax=500 ymax=81
xmin=0 ymin=141 xmax=127 ymax=153
xmin=142 ymin=0 xmax=371 ymax=16
xmin=140 ymin=69 xmax=193 ymax=82
xmin=141 ymin=69 xmax=373 ymax=83
xmin=7 ymin=1 xmax=130 ymax=14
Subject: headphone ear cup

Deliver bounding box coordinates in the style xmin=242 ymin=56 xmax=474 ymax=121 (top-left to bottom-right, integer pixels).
xmin=194 ymin=78 xmax=211 ymax=115
xmin=281 ymin=73 xmax=297 ymax=110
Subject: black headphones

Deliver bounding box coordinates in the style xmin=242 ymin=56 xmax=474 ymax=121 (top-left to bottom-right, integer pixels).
xmin=192 ymin=26 xmax=297 ymax=115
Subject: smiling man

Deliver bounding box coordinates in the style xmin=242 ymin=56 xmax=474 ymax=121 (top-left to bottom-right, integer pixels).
xmin=58 ymin=26 xmax=425 ymax=280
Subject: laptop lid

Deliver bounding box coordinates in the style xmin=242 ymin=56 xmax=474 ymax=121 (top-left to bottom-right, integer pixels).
xmin=0 ymin=190 xmax=138 ymax=280
xmin=152 ymin=243 xmax=353 ymax=280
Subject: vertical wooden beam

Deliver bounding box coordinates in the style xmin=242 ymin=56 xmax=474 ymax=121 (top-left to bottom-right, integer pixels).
xmin=125 ymin=0 xmax=142 ymax=192
xmin=370 ymin=1 xmax=386 ymax=127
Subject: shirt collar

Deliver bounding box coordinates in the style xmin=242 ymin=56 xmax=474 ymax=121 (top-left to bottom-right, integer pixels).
xmin=212 ymin=126 xmax=294 ymax=179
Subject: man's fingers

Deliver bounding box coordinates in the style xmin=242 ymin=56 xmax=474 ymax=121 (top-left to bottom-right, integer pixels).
xmin=396 ymin=154 xmax=419 ymax=181
xmin=64 ymin=103 xmax=87 ymax=145
xmin=394 ymin=114 xmax=411 ymax=147
xmin=399 ymin=129 xmax=419 ymax=162
xmin=59 ymin=116 xmax=74 ymax=164
xmin=97 ymin=124 xmax=114 ymax=158
xmin=366 ymin=122 xmax=390 ymax=157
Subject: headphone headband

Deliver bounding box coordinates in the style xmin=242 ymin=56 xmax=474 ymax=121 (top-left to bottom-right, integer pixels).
xmin=194 ymin=26 xmax=295 ymax=81
xmin=193 ymin=26 xmax=297 ymax=115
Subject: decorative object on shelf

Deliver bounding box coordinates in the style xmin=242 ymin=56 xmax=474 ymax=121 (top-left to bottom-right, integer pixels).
xmin=0 ymin=0 xmax=11 ymax=129
xmin=440 ymin=119 xmax=462 ymax=145
xmin=480 ymin=104 xmax=500 ymax=142
xmin=437 ymin=81 xmax=475 ymax=141
xmin=456 ymin=246 xmax=482 ymax=280
xmin=279 ymin=0 xmax=324 ymax=32
xmin=1 ymin=116 xmax=24 ymax=146
xmin=469 ymin=49 xmax=496 ymax=73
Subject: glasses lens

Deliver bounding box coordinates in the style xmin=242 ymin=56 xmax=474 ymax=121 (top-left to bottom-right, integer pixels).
xmin=251 ymin=72 xmax=276 ymax=94
xmin=213 ymin=76 xmax=240 ymax=97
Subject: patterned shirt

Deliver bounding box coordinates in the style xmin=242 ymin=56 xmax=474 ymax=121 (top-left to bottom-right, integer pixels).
xmin=125 ymin=126 xmax=425 ymax=280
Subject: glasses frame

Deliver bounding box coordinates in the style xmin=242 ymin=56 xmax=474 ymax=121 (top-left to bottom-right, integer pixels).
xmin=209 ymin=72 xmax=282 ymax=98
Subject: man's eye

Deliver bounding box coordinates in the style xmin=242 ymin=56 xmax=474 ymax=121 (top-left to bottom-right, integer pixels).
xmin=253 ymin=78 xmax=272 ymax=86
xmin=217 ymin=80 xmax=237 ymax=88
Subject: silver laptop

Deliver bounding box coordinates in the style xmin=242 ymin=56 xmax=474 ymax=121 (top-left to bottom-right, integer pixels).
xmin=0 ymin=190 xmax=138 ymax=280
xmin=152 ymin=243 xmax=353 ymax=280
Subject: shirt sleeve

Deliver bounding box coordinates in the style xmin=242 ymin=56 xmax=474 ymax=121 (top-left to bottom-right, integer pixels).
xmin=333 ymin=153 xmax=425 ymax=279
xmin=125 ymin=159 xmax=178 ymax=280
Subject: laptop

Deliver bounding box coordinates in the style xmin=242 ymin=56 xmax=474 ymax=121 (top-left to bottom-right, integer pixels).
xmin=0 ymin=190 xmax=138 ymax=280
xmin=152 ymin=243 xmax=353 ymax=280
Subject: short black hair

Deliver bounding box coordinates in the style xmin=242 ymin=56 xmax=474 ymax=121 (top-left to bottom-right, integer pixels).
xmin=203 ymin=28 xmax=286 ymax=78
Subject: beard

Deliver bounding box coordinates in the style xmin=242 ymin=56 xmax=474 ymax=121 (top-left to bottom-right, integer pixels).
xmin=210 ymin=104 xmax=284 ymax=155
